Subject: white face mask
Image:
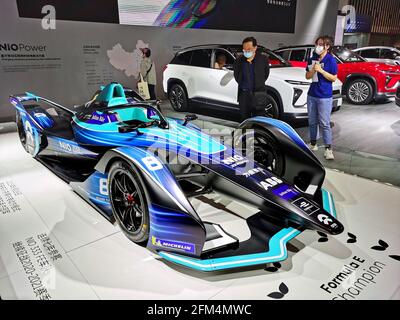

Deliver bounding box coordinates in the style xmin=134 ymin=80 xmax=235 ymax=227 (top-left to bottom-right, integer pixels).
xmin=315 ymin=45 xmax=325 ymax=55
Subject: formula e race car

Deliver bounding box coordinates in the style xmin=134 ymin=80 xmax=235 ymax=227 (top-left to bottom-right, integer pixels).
xmin=10 ymin=82 xmax=344 ymax=272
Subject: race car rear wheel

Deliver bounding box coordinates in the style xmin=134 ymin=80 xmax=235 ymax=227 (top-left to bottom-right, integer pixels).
xmin=16 ymin=111 xmax=38 ymax=156
xmin=16 ymin=112 xmax=27 ymax=149
xmin=109 ymin=161 xmax=150 ymax=244
xmin=252 ymin=128 xmax=285 ymax=176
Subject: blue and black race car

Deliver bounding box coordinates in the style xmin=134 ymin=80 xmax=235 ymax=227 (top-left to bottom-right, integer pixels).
xmin=10 ymin=82 xmax=343 ymax=272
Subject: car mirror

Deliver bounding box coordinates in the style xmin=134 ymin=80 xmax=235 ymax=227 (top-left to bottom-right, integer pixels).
xmin=223 ymin=64 xmax=234 ymax=71
xmin=183 ymin=114 xmax=198 ymax=126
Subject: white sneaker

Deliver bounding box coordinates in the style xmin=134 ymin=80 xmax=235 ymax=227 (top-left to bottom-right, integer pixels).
xmin=308 ymin=143 xmax=318 ymax=151
xmin=324 ymin=148 xmax=335 ymax=160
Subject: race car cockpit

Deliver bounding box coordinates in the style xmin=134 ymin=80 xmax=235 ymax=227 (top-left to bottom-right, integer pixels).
xmin=73 ymin=83 xmax=169 ymax=136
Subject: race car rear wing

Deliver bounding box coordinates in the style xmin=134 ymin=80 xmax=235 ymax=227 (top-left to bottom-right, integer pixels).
xmin=10 ymin=92 xmax=74 ymax=115
xmin=10 ymin=92 xmax=39 ymax=103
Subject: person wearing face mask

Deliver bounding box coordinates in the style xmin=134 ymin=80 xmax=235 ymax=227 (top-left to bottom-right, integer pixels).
xmin=234 ymin=37 xmax=270 ymax=122
xmin=305 ymin=35 xmax=338 ymax=160
xmin=140 ymin=48 xmax=157 ymax=100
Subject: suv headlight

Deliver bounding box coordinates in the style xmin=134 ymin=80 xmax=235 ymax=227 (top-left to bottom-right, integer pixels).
xmin=293 ymin=88 xmax=303 ymax=105
xmin=381 ymin=70 xmax=400 ymax=76
xmin=285 ymin=80 xmax=311 ymax=86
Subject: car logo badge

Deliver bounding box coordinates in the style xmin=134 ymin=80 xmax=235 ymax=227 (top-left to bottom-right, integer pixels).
xmin=318 ymin=214 xmax=333 ymax=225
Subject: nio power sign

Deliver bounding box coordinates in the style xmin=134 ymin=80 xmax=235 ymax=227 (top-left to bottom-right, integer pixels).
xmin=0 ymin=43 xmax=46 ymax=52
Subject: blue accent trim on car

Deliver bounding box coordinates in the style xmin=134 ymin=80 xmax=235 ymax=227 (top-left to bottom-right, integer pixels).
xmin=72 ymin=118 xmax=226 ymax=155
xmin=321 ymin=188 xmax=337 ymax=218
xmin=113 ymin=147 xmax=197 ymax=212
xmin=159 ymin=228 xmax=301 ymax=271
xmin=46 ymin=136 xmax=99 ymax=159
xmin=70 ymin=171 xmax=113 ymax=217
xmin=33 ymin=112 xmax=55 ymax=129
xmin=158 ymin=189 xmax=338 ymax=271
xmin=25 ymin=92 xmax=39 ymax=101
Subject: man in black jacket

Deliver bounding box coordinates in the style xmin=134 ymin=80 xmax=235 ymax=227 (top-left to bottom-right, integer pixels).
xmin=234 ymin=37 xmax=270 ymax=122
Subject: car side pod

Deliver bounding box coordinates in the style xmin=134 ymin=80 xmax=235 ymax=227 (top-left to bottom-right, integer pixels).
xmin=158 ymin=188 xmax=339 ymax=272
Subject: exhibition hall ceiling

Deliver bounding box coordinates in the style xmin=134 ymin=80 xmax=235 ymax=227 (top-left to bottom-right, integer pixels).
xmin=17 ymin=0 xmax=297 ymax=33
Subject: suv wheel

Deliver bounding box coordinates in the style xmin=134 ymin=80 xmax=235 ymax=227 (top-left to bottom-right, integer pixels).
xmin=346 ymin=79 xmax=374 ymax=105
xmin=169 ymin=83 xmax=189 ymax=112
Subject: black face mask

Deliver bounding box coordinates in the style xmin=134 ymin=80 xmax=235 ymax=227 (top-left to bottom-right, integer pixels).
xmin=143 ymin=49 xmax=151 ymax=58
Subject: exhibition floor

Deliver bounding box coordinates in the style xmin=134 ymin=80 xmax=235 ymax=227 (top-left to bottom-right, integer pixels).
xmin=0 ymin=130 xmax=399 ymax=300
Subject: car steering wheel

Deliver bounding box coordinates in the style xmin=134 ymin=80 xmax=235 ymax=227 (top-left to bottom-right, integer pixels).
xmin=118 ymin=119 xmax=161 ymax=134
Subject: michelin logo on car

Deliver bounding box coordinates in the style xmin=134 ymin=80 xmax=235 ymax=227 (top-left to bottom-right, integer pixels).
xmin=152 ymin=236 xmax=195 ymax=253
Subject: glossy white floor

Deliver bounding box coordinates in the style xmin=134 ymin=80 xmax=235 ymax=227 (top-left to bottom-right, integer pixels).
xmin=0 ymin=131 xmax=399 ymax=300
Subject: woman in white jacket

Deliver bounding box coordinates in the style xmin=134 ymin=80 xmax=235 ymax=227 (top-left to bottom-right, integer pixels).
xmin=140 ymin=48 xmax=157 ymax=100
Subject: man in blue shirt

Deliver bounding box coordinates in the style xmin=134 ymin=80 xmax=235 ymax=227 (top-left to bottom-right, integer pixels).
xmin=306 ymin=35 xmax=338 ymax=160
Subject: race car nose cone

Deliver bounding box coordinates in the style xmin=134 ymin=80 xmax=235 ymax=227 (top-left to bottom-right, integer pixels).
xmin=315 ymin=213 xmax=344 ymax=235
xmin=330 ymin=221 xmax=344 ymax=235
xmin=330 ymin=223 xmax=344 ymax=236
xmin=323 ymin=218 xmax=344 ymax=235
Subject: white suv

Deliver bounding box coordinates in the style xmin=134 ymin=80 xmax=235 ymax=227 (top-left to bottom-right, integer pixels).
xmin=353 ymin=46 xmax=400 ymax=66
xmin=163 ymin=45 xmax=343 ymax=122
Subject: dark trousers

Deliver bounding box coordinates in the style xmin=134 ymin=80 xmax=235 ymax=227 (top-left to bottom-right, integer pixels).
xmin=238 ymin=90 xmax=255 ymax=122
xmin=148 ymin=84 xmax=156 ymax=100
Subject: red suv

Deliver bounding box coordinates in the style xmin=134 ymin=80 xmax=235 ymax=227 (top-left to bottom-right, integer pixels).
xmin=274 ymin=45 xmax=400 ymax=105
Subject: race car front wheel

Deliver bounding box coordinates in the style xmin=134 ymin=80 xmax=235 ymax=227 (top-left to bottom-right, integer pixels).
xmin=108 ymin=161 xmax=150 ymax=244
xmin=236 ymin=127 xmax=285 ymax=176
xmin=253 ymin=128 xmax=285 ymax=176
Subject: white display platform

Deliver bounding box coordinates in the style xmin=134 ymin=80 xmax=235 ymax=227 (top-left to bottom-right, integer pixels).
xmin=0 ymin=131 xmax=399 ymax=300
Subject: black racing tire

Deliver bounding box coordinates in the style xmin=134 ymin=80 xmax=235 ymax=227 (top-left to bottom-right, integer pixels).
xmin=264 ymin=94 xmax=280 ymax=119
xmin=169 ymin=83 xmax=189 ymax=112
xmin=345 ymin=79 xmax=374 ymax=105
xmin=108 ymin=160 xmax=150 ymax=244
xmin=236 ymin=127 xmax=285 ymax=176
xmin=16 ymin=112 xmax=27 ymax=150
